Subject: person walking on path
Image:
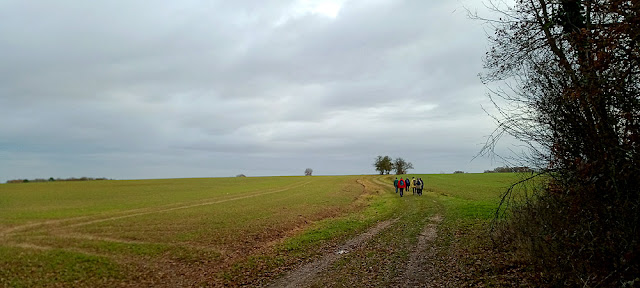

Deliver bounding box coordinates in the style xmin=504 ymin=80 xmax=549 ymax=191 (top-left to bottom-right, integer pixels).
xmin=416 ymin=178 xmax=423 ymax=196
xmin=405 ymin=177 xmax=410 ymax=195
xmin=393 ymin=177 xmax=398 ymax=193
xmin=398 ymin=178 xmax=405 ymax=197
xmin=411 ymin=177 xmax=416 ymax=194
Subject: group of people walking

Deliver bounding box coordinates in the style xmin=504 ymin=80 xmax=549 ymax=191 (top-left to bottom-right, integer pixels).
xmin=393 ymin=176 xmax=424 ymax=197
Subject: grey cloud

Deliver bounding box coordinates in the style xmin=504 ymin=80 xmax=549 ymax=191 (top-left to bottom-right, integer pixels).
xmin=0 ymin=0 xmax=513 ymax=182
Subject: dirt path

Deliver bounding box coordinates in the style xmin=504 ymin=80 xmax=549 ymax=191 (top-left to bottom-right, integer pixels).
xmin=402 ymin=214 xmax=443 ymax=287
xmin=329 ymin=175 xmax=450 ymax=288
xmin=267 ymin=217 xmax=399 ymax=288
xmin=267 ymin=177 xmax=447 ymax=288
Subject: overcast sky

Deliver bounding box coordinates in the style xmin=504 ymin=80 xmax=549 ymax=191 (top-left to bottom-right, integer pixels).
xmin=0 ymin=0 xmax=515 ymax=182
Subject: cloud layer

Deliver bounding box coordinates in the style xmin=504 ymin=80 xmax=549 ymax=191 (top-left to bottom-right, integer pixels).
xmin=0 ymin=0 xmax=510 ymax=181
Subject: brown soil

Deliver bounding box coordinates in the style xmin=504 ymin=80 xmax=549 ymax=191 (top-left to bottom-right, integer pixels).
xmin=401 ymin=214 xmax=443 ymax=287
xmin=267 ymin=218 xmax=399 ymax=288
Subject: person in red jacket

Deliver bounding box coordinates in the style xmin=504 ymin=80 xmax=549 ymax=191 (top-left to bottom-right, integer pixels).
xmin=398 ymin=178 xmax=406 ymax=197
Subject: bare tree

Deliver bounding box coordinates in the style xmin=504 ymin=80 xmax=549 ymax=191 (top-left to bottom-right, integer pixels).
xmin=392 ymin=158 xmax=413 ymax=175
xmin=304 ymin=168 xmax=313 ymax=176
xmin=480 ymin=0 xmax=640 ymax=285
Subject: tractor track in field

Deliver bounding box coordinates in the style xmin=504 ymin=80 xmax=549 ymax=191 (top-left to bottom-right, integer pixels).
xmin=0 ymin=180 xmax=313 ymax=239
xmin=401 ymin=214 xmax=444 ymax=287
xmin=64 ymin=180 xmax=314 ymax=229
xmin=370 ymin=175 xmax=397 ymax=191
xmin=267 ymin=217 xmax=399 ymax=288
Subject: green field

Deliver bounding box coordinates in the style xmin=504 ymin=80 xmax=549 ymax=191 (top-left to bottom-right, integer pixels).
xmin=0 ymin=173 xmax=523 ymax=287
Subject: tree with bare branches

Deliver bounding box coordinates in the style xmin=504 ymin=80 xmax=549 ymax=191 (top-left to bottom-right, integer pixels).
xmin=392 ymin=158 xmax=413 ymax=175
xmin=479 ymin=0 xmax=639 ymax=285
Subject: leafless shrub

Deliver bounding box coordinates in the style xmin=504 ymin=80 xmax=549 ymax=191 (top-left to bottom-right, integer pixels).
xmin=479 ymin=0 xmax=640 ymax=285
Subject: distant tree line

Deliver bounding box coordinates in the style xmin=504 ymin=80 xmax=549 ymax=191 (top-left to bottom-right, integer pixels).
xmin=6 ymin=177 xmax=110 ymax=184
xmin=373 ymin=156 xmax=413 ymax=175
xmin=483 ymin=166 xmax=533 ymax=173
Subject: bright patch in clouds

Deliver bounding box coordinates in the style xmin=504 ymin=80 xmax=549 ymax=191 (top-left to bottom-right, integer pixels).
xmin=304 ymin=0 xmax=343 ymax=18
xmin=277 ymin=0 xmax=345 ymax=25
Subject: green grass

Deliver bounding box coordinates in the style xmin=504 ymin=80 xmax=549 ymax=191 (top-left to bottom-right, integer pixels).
xmin=224 ymin=173 xmax=523 ymax=287
xmin=0 ymin=173 xmax=524 ymax=286
xmin=218 ymin=177 xmax=398 ymax=286
xmin=0 ymin=177 xmax=318 ymax=224
xmin=279 ymin=185 xmax=395 ymax=254
xmin=395 ymin=173 xmax=521 ymax=219
xmin=303 ymin=173 xmax=524 ymax=287
xmin=0 ymin=175 xmax=369 ymax=286
xmin=0 ymin=246 xmax=122 ymax=288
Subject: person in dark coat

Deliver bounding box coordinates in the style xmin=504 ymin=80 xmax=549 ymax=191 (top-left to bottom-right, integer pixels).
xmin=405 ymin=176 xmax=410 ymax=194
xmin=393 ymin=177 xmax=398 ymax=193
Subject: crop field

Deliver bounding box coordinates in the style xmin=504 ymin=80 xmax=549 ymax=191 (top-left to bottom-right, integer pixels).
xmin=0 ymin=173 xmax=523 ymax=287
